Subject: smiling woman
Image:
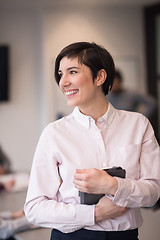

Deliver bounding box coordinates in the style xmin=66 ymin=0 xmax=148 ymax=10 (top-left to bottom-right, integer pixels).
xmin=54 ymin=42 xmax=114 ymax=119
xmin=24 ymin=42 xmax=160 ymax=240
xmin=58 ymin=57 xmax=106 ymax=113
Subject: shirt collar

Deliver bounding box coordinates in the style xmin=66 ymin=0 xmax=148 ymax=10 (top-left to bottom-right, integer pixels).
xmin=72 ymin=102 xmax=115 ymax=129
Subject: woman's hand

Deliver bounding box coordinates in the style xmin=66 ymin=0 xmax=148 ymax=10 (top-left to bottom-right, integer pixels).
xmin=95 ymin=196 xmax=127 ymax=222
xmin=73 ymin=168 xmax=118 ymax=195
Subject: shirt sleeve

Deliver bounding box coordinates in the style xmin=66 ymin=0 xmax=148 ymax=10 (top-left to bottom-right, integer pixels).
xmin=112 ymin=119 xmax=160 ymax=208
xmin=24 ymin=125 xmax=95 ymax=232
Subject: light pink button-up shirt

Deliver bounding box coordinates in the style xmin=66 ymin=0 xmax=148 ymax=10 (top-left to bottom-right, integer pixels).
xmin=24 ymin=103 xmax=160 ymax=233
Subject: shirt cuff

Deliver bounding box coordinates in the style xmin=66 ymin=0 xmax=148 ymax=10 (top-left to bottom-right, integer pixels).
xmin=112 ymin=177 xmax=131 ymax=207
xmin=75 ymin=204 xmax=95 ymax=226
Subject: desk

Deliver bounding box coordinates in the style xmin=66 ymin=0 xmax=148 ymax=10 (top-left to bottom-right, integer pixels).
xmin=0 ymin=191 xmax=51 ymax=240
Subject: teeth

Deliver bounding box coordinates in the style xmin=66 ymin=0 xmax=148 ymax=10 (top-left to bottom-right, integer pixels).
xmin=65 ymin=90 xmax=78 ymax=96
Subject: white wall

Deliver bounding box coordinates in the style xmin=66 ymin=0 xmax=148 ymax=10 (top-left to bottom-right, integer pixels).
xmin=0 ymin=3 xmax=146 ymax=171
xmin=0 ymin=6 xmax=44 ymax=171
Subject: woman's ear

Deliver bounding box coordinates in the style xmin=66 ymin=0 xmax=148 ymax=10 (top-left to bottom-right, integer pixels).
xmin=96 ymin=69 xmax=107 ymax=86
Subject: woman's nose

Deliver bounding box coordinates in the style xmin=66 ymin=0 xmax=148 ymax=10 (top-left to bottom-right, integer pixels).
xmin=59 ymin=75 xmax=71 ymax=88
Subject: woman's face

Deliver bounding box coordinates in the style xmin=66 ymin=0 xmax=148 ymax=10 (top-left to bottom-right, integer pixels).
xmin=58 ymin=57 xmax=100 ymax=110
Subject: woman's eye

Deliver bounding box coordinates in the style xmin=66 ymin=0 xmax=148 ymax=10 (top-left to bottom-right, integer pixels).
xmin=58 ymin=73 xmax=63 ymax=78
xmin=70 ymin=70 xmax=77 ymax=74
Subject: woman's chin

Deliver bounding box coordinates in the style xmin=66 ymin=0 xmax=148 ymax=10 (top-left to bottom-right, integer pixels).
xmin=66 ymin=100 xmax=77 ymax=107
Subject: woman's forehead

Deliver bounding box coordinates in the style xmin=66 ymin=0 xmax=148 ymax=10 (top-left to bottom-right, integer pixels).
xmin=59 ymin=57 xmax=82 ymax=70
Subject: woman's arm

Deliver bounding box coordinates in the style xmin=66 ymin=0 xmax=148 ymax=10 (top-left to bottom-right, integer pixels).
xmin=24 ymin=125 xmax=95 ymax=232
xmin=24 ymin=124 xmax=127 ymax=231
xmin=74 ymin=121 xmax=160 ymax=209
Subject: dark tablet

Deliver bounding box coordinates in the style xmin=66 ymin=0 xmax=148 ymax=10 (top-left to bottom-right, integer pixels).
xmin=79 ymin=167 xmax=126 ymax=205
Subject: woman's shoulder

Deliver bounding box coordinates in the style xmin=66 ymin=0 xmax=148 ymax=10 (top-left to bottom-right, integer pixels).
xmin=43 ymin=114 xmax=74 ymax=132
xmin=115 ymin=108 xmax=149 ymax=125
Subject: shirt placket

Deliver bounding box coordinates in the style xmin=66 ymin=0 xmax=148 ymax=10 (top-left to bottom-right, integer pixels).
xmin=90 ymin=120 xmax=107 ymax=169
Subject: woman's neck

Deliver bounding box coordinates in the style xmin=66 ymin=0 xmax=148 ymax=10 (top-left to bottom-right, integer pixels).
xmin=79 ymin=96 xmax=108 ymax=123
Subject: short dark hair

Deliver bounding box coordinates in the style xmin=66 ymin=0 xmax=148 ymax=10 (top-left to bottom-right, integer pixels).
xmin=54 ymin=42 xmax=115 ymax=95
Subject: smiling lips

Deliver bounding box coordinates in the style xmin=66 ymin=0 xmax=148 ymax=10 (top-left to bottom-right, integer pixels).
xmin=65 ymin=90 xmax=79 ymax=96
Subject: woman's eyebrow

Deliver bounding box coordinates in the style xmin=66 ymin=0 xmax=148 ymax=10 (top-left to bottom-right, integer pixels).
xmin=67 ymin=66 xmax=79 ymax=71
xmin=58 ymin=66 xmax=79 ymax=73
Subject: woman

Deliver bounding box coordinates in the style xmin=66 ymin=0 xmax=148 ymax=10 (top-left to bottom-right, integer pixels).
xmin=24 ymin=42 xmax=160 ymax=240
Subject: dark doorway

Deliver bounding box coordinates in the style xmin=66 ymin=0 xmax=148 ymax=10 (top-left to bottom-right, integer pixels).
xmin=144 ymin=3 xmax=160 ymax=143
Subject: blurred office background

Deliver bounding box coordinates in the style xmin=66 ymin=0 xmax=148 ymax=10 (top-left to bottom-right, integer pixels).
xmin=0 ymin=0 xmax=160 ymax=239
xmin=0 ymin=0 xmax=160 ymax=172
